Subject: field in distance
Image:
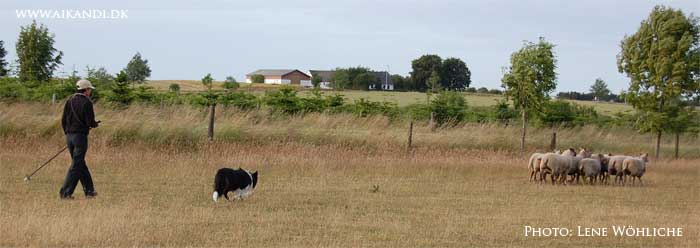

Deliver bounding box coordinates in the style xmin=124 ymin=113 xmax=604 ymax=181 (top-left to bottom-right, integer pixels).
xmin=146 ymin=80 xmax=633 ymax=116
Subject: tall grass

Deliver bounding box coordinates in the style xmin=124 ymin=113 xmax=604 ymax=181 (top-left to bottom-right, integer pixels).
xmin=1 ymin=102 xmax=698 ymax=158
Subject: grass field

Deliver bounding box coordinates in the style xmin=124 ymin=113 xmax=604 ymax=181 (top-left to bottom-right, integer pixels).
xmin=146 ymin=80 xmax=634 ymax=115
xmin=1 ymin=103 xmax=697 ymax=247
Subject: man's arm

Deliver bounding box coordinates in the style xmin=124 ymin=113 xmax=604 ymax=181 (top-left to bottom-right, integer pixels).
xmin=84 ymin=101 xmax=99 ymax=128
xmin=61 ymin=99 xmax=70 ymax=133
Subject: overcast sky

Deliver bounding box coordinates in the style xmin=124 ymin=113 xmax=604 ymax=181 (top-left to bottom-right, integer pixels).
xmin=0 ymin=0 xmax=698 ymax=92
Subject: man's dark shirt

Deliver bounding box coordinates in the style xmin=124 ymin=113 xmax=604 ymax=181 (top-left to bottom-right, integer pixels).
xmin=61 ymin=93 xmax=99 ymax=134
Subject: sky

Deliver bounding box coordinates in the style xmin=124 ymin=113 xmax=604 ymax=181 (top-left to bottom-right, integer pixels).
xmin=0 ymin=0 xmax=698 ymax=93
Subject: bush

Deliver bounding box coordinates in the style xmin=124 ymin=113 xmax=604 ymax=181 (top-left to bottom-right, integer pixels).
xmin=430 ymin=91 xmax=466 ymax=126
xmin=348 ymin=98 xmax=398 ymax=118
xmin=465 ymin=87 xmax=476 ymax=93
xmin=169 ymin=83 xmax=180 ymax=93
xmin=494 ymin=99 xmax=517 ymax=124
xmin=218 ymin=91 xmax=258 ymax=110
xmin=223 ymin=76 xmax=239 ymax=90
xmin=264 ymin=86 xmax=301 ymax=114
xmin=477 ymin=87 xmax=489 ymax=94
xmin=537 ymin=100 xmax=576 ymax=128
xmin=250 ymin=74 xmax=264 ymax=84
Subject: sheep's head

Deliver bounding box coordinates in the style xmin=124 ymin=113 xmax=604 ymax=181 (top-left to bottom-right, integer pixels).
xmin=641 ymin=153 xmax=649 ymax=162
xmin=578 ymin=148 xmax=592 ymax=158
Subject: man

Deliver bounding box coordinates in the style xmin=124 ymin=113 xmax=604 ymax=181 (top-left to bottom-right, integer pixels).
xmin=59 ymin=79 xmax=100 ymax=199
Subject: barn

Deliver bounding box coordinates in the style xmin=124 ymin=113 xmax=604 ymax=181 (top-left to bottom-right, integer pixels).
xmin=245 ymin=69 xmax=311 ymax=85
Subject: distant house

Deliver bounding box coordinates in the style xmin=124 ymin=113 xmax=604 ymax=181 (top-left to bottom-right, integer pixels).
xmin=308 ymin=70 xmax=394 ymax=91
xmin=308 ymin=70 xmax=335 ymax=89
xmin=245 ymin=69 xmax=311 ymax=85
xmin=369 ymin=71 xmax=394 ymax=91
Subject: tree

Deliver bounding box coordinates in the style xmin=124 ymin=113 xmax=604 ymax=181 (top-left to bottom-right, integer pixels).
xmin=391 ymin=74 xmax=413 ymax=91
xmin=430 ymin=91 xmax=466 ymax=126
xmin=427 ymin=70 xmax=441 ymax=93
xmin=0 ymin=40 xmax=7 ymax=77
xmin=85 ymin=66 xmax=114 ymax=89
xmin=589 ymin=78 xmax=610 ymax=101
xmin=311 ymin=72 xmax=322 ymax=88
xmin=330 ymin=69 xmax=350 ymax=90
xmin=223 ymin=76 xmax=239 ymax=91
xmin=502 ymin=37 xmax=558 ymax=156
xmin=354 ymin=72 xmax=376 ymax=90
xmin=250 ymin=74 xmax=264 ymax=84
xmin=440 ymin=58 xmax=471 ymax=90
xmin=410 ymin=54 xmax=442 ymax=91
xmin=16 ymin=21 xmax=63 ymax=83
xmin=617 ymin=5 xmax=700 ymax=159
xmin=201 ymin=73 xmax=216 ymax=106
xmin=106 ymin=70 xmax=133 ymax=105
xmin=125 ymin=52 xmax=151 ymax=85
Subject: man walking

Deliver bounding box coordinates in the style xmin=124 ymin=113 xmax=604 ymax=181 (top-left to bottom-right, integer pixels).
xmin=59 ymin=79 xmax=100 ymax=199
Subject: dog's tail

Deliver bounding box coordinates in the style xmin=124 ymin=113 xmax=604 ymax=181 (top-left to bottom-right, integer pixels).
xmin=212 ymin=191 xmax=219 ymax=202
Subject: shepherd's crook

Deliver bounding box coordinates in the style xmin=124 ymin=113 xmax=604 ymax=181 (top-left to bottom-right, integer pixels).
xmin=24 ymin=146 xmax=68 ymax=182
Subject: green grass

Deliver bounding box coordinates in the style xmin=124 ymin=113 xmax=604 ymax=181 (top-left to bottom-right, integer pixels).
xmin=144 ymin=81 xmax=634 ymax=115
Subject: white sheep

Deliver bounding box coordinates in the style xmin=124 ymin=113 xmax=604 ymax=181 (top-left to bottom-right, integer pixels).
xmin=608 ymin=155 xmax=632 ymax=185
xmin=540 ymin=148 xmax=577 ymax=185
xmin=579 ymin=154 xmax=604 ymax=185
xmin=622 ymin=153 xmax=648 ymax=186
xmin=527 ymin=153 xmax=544 ymax=182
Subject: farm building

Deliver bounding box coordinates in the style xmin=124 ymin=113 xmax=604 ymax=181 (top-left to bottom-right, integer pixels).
xmin=308 ymin=70 xmax=394 ymax=90
xmin=245 ymin=69 xmax=312 ymax=85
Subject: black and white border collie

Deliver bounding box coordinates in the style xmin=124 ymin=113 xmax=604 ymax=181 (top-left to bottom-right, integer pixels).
xmin=213 ymin=168 xmax=258 ymax=202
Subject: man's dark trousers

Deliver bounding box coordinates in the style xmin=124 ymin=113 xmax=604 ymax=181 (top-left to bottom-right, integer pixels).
xmin=59 ymin=133 xmax=95 ymax=197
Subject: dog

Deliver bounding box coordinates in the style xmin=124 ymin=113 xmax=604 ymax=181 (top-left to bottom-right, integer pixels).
xmin=212 ymin=168 xmax=258 ymax=202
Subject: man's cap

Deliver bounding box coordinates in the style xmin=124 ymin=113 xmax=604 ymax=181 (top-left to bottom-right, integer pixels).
xmin=76 ymin=79 xmax=96 ymax=90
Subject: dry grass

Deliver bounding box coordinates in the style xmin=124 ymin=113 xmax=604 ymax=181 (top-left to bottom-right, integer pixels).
xmin=0 ymin=102 xmax=698 ymax=247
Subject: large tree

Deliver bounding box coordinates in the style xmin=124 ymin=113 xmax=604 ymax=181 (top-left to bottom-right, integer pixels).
xmin=125 ymin=52 xmax=151 ymax=85
xmin=617 ymin=5 xmax=700 ymax=159
xmin=0 ymin=40 xmax=8 ymax=77
xmin=410 ymin=54 xmax=442 ymax=92
xmin=589 ymin=78 xmax=610 ymax=101
xmin=16 ymin=21 xmax=63 ymax=83
xmin=502 ymin=37 xmax=558 ymax=156
xmin=440 ymin=57 xmax=471 ymax=90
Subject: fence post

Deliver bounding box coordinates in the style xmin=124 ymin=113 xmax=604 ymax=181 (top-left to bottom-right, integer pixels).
xmin=208 ymin=103 xmax=216 ymax=142
xmin=52 ymin=93 xmax=56 ymax=105
xmin=550 ymin=126 xmax=557 ymax=151
xmin=407 ymin=121 xmax=413 ymax=151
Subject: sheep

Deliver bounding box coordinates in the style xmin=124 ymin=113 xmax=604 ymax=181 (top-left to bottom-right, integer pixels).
xmin=622 ymin=153 xmax=648 ymax=186
xmin=579 ymin=154 xmax=604 ymax=185
xmin=597 ymin=154 xmax=611 ymax=184
xmin=608 ymin=155 xmax=632 ymax=185
xmin=540 ymin=148 xmax=577 ymax=185
xmin=568 ymin=148 xmax=592 ymax=184
xmin=527 ymin=153 xmax=544 ymax=182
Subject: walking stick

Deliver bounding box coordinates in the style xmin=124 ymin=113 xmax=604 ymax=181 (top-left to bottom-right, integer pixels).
xmin=24 ymin=146 xmax=68 ymax=182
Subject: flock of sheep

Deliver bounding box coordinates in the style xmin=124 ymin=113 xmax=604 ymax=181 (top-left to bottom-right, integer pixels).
xmin=527 ymin=148 xmax=649 ymax=186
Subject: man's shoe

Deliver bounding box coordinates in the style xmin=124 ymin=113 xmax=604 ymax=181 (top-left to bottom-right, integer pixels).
xmin=60 ymin=195 xmax=74 ymax=200
xmin=85 ymin=191 xmax=98 ymax=199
